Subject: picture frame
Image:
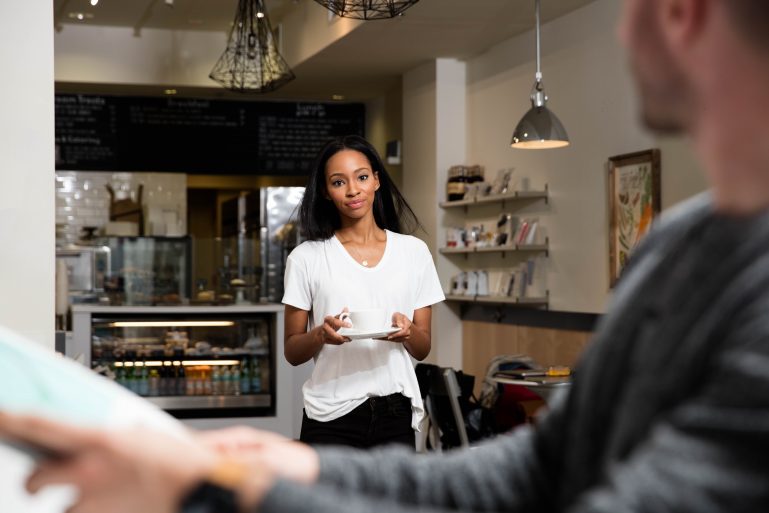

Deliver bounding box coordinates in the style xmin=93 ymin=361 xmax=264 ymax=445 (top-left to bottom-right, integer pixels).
xmin=608 ymin=149 xmax=661 ymax=287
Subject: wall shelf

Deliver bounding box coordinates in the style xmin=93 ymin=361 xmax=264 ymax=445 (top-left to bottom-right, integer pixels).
xmin=445 ymin=294 xmax=548 ymax=308
xmin=439 ymin=182 xmax=549 ymax=313
xmin=439 ymin=185 xmax=548 ymax=209
xmin=439 ymin=240 xmax=549 ymax=257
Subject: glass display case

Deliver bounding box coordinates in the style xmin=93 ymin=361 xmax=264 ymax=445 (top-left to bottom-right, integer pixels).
xmin=97 ymin=236 xmax=192 ymax=306
xmin=70 ymin=304 xmax=285 ymax=419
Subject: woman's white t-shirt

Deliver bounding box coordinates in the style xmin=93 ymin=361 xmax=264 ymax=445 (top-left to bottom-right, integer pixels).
xmin=282 ymin=230 xmax=445 ymax=430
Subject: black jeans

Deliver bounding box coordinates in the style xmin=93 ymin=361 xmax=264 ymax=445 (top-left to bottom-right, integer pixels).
xmin=300 ymin=393 xmax=415 ymax=449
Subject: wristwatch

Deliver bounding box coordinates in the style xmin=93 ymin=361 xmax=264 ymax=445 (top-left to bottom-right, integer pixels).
xmin=180 ymin=481 xmax=239 ymax=513
xmin=179 ymin=459 xmax=249 ymax=513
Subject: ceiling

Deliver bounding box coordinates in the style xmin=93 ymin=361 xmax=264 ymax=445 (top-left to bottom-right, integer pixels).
xmin=53 ymin=0 xmax=598 ymax=100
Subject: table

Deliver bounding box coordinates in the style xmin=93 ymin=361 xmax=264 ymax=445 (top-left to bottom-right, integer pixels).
xmin=490 ymin=375 xmax=571 ymax=405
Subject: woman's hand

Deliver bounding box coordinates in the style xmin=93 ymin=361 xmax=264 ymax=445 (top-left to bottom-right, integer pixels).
xmin=384 ymin=307 xmax=432 ymax=361
xmin=315 ymin=307 xmax=352 ymax=345
xmin=285 ymin=306 xmax=353 ymax=366
xmin=386 ymin=312 xmax=413 ymax=343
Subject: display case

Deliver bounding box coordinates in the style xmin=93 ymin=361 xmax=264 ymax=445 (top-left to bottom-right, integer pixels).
xmin=96 ymin=236 xmax=192 ymax=306
xmin=70 ymin=304 xmax=285 ymax=420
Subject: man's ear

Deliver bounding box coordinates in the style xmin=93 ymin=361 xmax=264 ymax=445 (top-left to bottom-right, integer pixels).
xmin=662 ymin=0 xmax=708 ymax=47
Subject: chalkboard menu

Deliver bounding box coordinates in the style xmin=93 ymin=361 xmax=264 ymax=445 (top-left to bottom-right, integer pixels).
xmin=55 ymin=94 xmax=365 ymax=175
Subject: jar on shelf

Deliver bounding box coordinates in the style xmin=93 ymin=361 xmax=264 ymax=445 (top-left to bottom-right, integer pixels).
xmin=446 ymin=165 xmax=468 ymax=201
xmin=467 ymin=165 xmax=484 ymax=184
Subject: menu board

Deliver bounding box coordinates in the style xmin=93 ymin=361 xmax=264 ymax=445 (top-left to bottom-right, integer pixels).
xmin=55 ymin=94 xmax=365 ymax=175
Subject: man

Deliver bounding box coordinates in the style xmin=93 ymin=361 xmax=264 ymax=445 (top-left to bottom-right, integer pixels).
xmin=2 ymin=0 xmax=769 ymax=512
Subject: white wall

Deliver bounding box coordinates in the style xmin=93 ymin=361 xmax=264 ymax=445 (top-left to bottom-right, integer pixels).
xmin=0 ymin=1 xmax=55 ymax=348
xmin=55 ymin=25 xmax=227 ymax=87
xmin=460 ymin=0 xmax=705 ymax=313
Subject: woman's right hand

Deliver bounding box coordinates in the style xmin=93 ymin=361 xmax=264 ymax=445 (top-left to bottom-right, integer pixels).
xmin=315 ymin=307 xmax=352 ymax=345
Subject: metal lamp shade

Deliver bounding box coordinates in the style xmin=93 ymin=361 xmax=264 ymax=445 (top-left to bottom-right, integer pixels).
xmin=511 ymin=105 xmax=570 ymax=149
xmin=210 ymin=0 xmax=295 ymax=93
xmin=313 ymin=0 xmax=421 ymax=20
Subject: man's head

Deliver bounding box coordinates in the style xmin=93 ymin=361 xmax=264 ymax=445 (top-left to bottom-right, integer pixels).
xmin=619 ymin=0 xmax=769 ymax=134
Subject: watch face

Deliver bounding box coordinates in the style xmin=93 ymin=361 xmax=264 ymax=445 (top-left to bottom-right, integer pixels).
xmin=180 ymin=481 xmax=238 ymax=513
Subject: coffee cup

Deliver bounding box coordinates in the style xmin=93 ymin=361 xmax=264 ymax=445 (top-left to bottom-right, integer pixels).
xmin=340 ymin=309 xmax=388 ymax=331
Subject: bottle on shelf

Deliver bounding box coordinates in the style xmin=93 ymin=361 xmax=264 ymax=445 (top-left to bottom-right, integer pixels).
xmin=222 ymin=365 xmax=232 ymax=395
xmin=190 ymin=367 xmax=201 ymax=396
xmin=250 ymin=356 xmax=262 ymax=393
xmin=240 ymin=359 xmax=251 ymax=395
xmin=232 ymin=364 xmax=241 ymax=396
xmin=161 ymin=361 xmax=173 ymax=396
xmin=177 ymin=363 xmax=188 ymax=396
xmin=148 ymin=368 xmax=160 ymax=397
xmin=203 ymin=366 xmax=213 ymax=396
xmin=212 ymin=365 xmax=222 ymax=395
xmin=116 ymin=362 xmax=127 ymax=389
xmin=137 ymin=363 xmax=149 ymax=397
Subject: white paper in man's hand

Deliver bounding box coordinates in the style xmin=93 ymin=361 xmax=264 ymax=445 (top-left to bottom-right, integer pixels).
xmin=0 ymin=325 xmax=188 ymax=513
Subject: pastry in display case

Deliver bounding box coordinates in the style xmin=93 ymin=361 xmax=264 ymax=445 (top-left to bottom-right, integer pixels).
xmin=70 ymin=305 xmax=283 ymax=419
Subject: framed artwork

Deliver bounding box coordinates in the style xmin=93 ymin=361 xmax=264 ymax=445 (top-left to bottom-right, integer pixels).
xmin=608 ymin=149 xmax=661 ymax=287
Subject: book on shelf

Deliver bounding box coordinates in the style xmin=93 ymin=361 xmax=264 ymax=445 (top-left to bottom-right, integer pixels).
xmin=513 ymin=217 xmax=539 ymax=245
xmin=514 ymin=219 xmax=529 ymax=244
xmin=524 ymin=255 xmax=548 ymax=298
xmin=524 ymin=219 xmax=539 ymax=245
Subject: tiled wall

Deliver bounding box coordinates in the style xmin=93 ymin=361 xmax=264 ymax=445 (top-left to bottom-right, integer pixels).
xmin=55 ymin=171 xmax=187 ymax=244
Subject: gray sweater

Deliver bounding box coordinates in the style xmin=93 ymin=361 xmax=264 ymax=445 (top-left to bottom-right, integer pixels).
xmin=261 ymin=194 xmax=769 ymax=513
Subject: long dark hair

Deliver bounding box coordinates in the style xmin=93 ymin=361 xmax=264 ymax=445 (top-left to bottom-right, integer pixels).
xmin=298 ymin=135 xmax=421 ymax=240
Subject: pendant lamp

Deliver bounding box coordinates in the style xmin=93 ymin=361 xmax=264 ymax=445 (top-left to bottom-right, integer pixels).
xmin=210 ymin=0 xmax=295 ymax=93
xmin=313 ymin=0 xmax=421 ymax=20
xmin=511 ymin=0 xmax=569 ymax=149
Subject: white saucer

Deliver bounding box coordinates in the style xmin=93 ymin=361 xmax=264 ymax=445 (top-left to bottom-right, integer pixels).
xmin=337 ymin=327 xmax=400 ymax=340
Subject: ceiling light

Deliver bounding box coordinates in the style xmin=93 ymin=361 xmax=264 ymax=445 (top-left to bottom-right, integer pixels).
xmin=164 ymin=88 xmax=178 ymax=95
xmin=332 ymin=94 xmax=345 ymax=101
xmin=68 ymin=12 xmax=93 ymax=21
xmin=256 ymin=11 xmax=265 ymax=18
xmin=210 ymin=0 xmax=295 ymax=93
xmin=90 ymin=0 xmax=99 ymax=6
xmin=510 ymin=0 xmax=570 ymax=150
xmin=313 ymin=0 xmax=421 ymax=20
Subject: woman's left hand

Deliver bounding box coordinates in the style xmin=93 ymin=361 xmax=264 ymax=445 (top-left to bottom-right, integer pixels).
xmin=385 ymin=312 xmax=412 ymax=342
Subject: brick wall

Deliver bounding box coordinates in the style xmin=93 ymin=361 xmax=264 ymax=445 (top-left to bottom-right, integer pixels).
xmin=55 ymin=171 xmax=187 ymax=244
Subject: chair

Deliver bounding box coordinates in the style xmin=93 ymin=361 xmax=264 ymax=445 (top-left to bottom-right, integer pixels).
xmin=416 ymin=363 xmax=474 ymax=451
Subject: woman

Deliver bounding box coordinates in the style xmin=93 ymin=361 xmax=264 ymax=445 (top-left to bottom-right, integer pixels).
xmin=282 ymin=135 xmax=444 ymax=449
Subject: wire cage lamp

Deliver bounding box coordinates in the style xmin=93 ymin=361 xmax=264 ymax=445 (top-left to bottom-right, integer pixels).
xmin=511 ymin=0 xmax=569 ymax=149
xmin=210 ymin=0 xmax=295 ymax=93
xmin=313 ymin=0 xmax=421 ymax=20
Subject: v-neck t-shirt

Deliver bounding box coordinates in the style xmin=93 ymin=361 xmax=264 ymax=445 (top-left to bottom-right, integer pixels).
xmin=282 ymin=230 xmax=445 ymax=429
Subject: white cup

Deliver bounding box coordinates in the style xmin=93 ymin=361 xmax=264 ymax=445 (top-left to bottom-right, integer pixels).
xmin=341 ymin=309 xmax=387 ymax=331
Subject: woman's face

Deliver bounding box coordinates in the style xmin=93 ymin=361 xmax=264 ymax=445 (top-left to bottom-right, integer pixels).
xmin=324 ymin=149 xmax=380 ymax=222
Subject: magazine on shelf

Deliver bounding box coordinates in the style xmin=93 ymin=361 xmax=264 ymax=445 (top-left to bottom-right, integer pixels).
xmin=0 ymin=325 xmax=188 ymax=513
